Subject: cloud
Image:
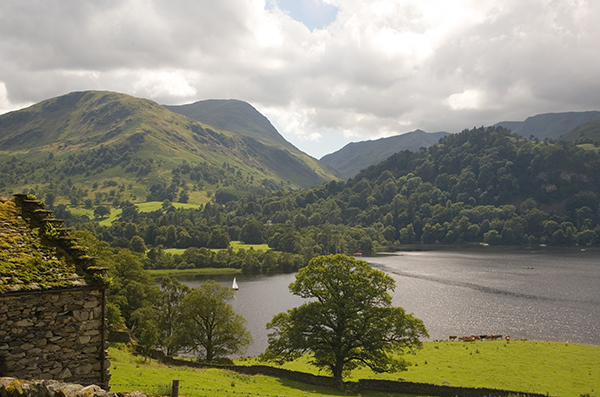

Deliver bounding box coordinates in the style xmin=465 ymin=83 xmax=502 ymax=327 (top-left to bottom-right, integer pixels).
xmin=1 ymin=0 xmax=599 ymax=157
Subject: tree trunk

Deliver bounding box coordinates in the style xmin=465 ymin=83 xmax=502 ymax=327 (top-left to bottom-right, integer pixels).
xmin=331 ymin=357 xmax=345 ymax=390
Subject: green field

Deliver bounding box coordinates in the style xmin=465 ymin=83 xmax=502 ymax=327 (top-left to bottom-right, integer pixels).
xmin=109 ymin=340 xmax=599 ymax=397
xmin=109 ymin=346 xmax=408 ymax=397
xmin=67 ymin=201 xmax=204 ymax=227
xmin=162 ymin=241 xmax=271 ymax=257
xmin=241 ymin=340 xmax=599 ymax=397
xmin=229 ymin=241 xmax=270 ymax=251
xmin=148 ymin=267 xmax=241 ymax=277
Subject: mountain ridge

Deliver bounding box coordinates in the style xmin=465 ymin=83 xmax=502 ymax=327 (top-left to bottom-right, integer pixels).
xmin=494 ymin=111 xmax=600 ymax=141
xmin=320 ymin=129 xmax=449 ymax=180
xmin=0 ymin=91 xmax=338 ymax=202
xmin=164 ymin=99 xmax=339 ymax=182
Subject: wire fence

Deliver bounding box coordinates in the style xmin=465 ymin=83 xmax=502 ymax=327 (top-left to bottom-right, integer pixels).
xmin=110 ymin=383 xmax=286 ymax=397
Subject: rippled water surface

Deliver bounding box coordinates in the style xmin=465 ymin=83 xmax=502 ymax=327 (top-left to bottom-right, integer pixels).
xmin=177 ymin=247 xmax=600 ymax=357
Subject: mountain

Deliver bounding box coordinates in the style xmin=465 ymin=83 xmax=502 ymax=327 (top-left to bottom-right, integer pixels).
xmin=494 ymin=111 xmax=600 ymax=141
xmin=0 ymin=91 xmax=337 ymax=204
xmin=559 ymin=119 xmax=600 ymax=143
xmin=164 ymin=99 xmax=289 ymax=148
xmin=164 ymin=99 xmax=337 ymax=182
xmin=320 ymin=130 xmax=449 ymax=180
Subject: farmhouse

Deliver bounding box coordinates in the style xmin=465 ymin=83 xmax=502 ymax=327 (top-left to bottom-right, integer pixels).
xmin=0 ymin=194 xmax=110 ymax=388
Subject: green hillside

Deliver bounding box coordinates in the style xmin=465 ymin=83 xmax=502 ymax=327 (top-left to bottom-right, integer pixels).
xmin=165 ymin=99 xmax=290 ymax=148
xmin=320 ymin=130 xmax=448 ymax=180
xmin=0 ymin=91 xmax=337 ymax=205
xmin=560 ymin=118 xmax=600 ymax=144
xmin=76 ymin=126 xmax=600 ymax=276
xmin=165 ymin=99 xmax=339 ymax=182
xmin=494 ymin=110 xmax=600 ymax=140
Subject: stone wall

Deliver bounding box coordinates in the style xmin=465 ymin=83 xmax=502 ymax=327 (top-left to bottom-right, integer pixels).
xmin=155 ymin=353 xmax=548 ymax=397
xmin=0 ymin=288 xmax=109 ymax=388
xmin=0 ymin=377 xmax=145 ymax=397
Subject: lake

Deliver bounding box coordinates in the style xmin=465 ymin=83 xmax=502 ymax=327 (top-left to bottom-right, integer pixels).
xmin=176 ymin=247 xmax=600 ymax=357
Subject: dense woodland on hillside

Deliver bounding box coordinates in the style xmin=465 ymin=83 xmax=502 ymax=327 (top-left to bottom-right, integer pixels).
xmin=21 ymin=126 xmax=595 ymax=276
xmin=6 ymin=124 xmax=600 ymax=352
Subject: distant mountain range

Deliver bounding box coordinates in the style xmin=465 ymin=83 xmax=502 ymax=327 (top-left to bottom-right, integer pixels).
xmin=0 ymin=91 xmax=338 ymax=203
xmin=558 ymin=118 xmax=600 ymax=143
xmin=2 ymin=90 xmax=598 ymax=202
xmin=494 ymin=111 xmax=600 ymax=141
xmin=320 ymin=130 xmax=449 ymax=180
xmin=323 ymin=111 xmax=600 ymax=180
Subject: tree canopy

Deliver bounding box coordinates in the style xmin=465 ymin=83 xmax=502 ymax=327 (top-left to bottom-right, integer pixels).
xmin=263 ymin=254 xmax=428 ymax=385
xmin=176 ymin=280 xmax=252 ymax=362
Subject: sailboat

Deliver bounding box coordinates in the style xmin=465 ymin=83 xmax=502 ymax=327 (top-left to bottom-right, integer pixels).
xmin=232 ymin=277 xmax=239 ymax=290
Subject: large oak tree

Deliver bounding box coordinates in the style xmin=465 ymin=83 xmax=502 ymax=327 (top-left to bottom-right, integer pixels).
xmin=263 ymin=254 xmax=428 ymax=386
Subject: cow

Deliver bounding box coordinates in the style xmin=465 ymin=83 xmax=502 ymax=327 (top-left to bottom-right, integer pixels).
xmin=449 ymin=335 xmax=457 ymax=341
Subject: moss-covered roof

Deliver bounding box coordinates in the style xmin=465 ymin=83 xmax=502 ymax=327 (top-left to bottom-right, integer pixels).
xmin=0 ymin=196 xmax=94 ymax=293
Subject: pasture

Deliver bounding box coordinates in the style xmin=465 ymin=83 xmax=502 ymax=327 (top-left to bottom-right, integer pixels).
xmin=148 ymin=267 xmax=241 ymax=277
xmin=108 ymin=345 xmax=413 ymax=397
xmin=239 ymin=340 xmax=600 ymax=397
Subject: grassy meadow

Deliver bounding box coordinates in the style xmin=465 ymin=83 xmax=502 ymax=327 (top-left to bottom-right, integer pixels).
xmin=148 ymin=267 xmax=241 ymax=277
xmin=108 ymin=346 xmax=411 ymax=397
xmin=243 ymin=340 xmax=600 ymax=397
xmin=109 ymin=340 xmax=600 ymax=397
xmin=162 ymin=241 xmax=272 ymax=257
xmin=68 ymin=200 xmax=205 ymax=226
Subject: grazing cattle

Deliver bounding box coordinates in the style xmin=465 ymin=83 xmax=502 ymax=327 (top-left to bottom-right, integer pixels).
xmin=449 ymin=335 xmax=457 ymax=341
xmin=505 ymin=336 xmax=510 ymax=341
xmin=480 ymin=335 xmax=487 ymax=339
xmin=486 ymin=334 xmax=502 ymax=340
xmin=459 ymin=336 xmax=476 ymax=342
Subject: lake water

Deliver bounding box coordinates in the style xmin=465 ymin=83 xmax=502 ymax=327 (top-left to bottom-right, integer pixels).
xmin=176 ymin=247 xmax=600 ymax=357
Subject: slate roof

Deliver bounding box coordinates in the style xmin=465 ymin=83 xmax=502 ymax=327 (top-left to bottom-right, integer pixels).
xmin=0 ymin=195 xmax=100 ymax=293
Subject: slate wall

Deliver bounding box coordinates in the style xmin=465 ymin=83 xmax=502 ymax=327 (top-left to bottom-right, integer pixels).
xmin=0 ymin=288 xmax=109 ymax=388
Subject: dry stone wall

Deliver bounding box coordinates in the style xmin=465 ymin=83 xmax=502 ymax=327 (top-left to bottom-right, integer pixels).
xmin=0 ymin=289 xmax=109 ymax=388
xmin=0 ymin=377 xmax=147 ymax=397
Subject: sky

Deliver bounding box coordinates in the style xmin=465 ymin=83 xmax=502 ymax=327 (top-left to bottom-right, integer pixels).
xmin=1 ymin=0 xmax=599 ymax=159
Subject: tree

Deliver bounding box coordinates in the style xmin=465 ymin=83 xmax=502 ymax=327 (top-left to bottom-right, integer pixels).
xmin=130 ymin=235 xmax=147 ymax=253
xmin=157 ymin=277 xmax=190 ymax=356
xmin=176 ymin=280 xmax=252 ymax=362
xmin=240 ymin=219 xmax=265 ymax=244
xmin=131 ymin=306 xmax=159 ymax=361
xmin=262 ymin=254 xmax=428 ymax=386
xmin=94 ymin=205 xmax=110 ymax=218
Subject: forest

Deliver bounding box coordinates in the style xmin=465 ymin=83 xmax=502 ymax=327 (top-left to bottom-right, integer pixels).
xmin=30 ymin=125 xmax=597 ymax=275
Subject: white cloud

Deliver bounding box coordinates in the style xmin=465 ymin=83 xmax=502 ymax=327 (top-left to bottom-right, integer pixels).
xmin=1 ymin=0 xmax=599 ymax=157
xmin=131 ymin=70 xmax=197 ymax=100
xmin=445 ymin=89 xmax=487 ymax=110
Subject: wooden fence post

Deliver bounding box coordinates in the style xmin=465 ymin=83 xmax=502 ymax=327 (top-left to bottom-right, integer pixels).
xmin=172 ymin=380 xmax=179 ymax=397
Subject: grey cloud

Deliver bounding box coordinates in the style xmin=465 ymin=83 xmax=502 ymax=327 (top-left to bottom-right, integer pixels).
xmin=1 ymin=0 xmax=599 ymax=157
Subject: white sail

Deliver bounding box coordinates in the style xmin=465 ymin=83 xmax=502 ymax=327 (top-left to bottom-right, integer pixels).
xmin=232 ymin=277 xmax=239 ymax=290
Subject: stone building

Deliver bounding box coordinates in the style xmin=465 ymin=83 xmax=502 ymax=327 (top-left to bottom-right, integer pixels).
xmin=0 ymin=194 xmax=110 ymax=388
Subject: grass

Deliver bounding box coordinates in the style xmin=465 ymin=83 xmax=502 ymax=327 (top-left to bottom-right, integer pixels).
xmin=163 ymin=248 xmax=187 ymax=256
xmin=108 ymin=345 xmax=413 ymax=397
xmin=230 ymin=241 xmax=270 ymax=251
xmin=239 ymin=340 xmax=600 ymax=397
xmin=136 ymin=201 xmax=202 ymax=212
xmin=148 ymin=267 xmax=242 ymax=277
xmin=163 ymin=242 xmax=271 ymax=257
xmin=109 ymin=340 xmax=600 ymax=396
xmin=67 ymin=201 xmax=203 ymax=227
